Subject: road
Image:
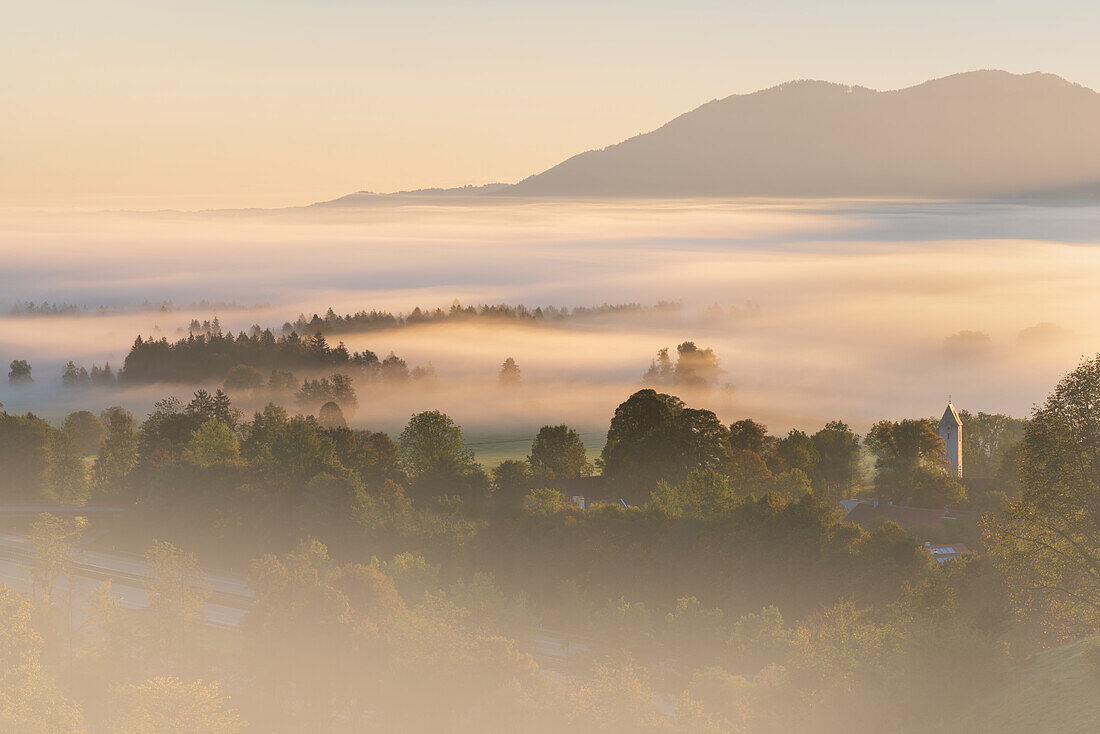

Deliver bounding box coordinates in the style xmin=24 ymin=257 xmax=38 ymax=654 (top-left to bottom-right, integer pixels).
xmin=0 ymin=532 xmax=250 ymax=628
xmin=0 ymin=504 xmax=127 ymax=516
xmin=0 ymin=532 xmax=599 ymax=670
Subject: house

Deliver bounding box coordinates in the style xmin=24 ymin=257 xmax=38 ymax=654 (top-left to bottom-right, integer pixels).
xmin=924 ymin=542 xmax=971 ymax=563
xmin=557 ymin=476 xmax=617 ymax=509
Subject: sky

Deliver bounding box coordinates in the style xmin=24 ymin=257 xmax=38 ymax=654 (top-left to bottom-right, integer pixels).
xmin=3 ymin=0 xmax=1100 ymax=209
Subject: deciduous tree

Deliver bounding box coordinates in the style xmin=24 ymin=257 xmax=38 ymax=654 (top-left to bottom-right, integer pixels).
xmin=985 ymin=356 xmax=1100 ymax=637
xmin=105 ymin=676 xmax=243 ymax=734
xmin=96 ymin=407 xmax=138 ymax=493
xmin=8 ymin=358 xmax=33 ymax=385
xmin=529 ymin=424 xmax=590 ymax=482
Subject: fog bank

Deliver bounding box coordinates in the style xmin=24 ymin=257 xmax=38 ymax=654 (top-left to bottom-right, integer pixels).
xmin=2 ymin=199 xmax=1098 ymax=441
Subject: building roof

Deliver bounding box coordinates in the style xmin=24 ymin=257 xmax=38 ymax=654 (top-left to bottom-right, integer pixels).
xmin=939 ymin=402 xmax=962 ymax=428
xmin=925 ymin=543 xmax=972 ymax=563
xmin=843 ymin=502 xmax=975 ymax=529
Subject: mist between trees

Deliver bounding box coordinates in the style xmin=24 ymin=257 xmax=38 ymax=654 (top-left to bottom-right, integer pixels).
xmin=44 ymin=298 xmax=747 ymax=387
xmin=24 ymin=316 xmax=757 ymax=446
xmin=4 ymin=349 xmax=1100 ymax=733
xmin=6 ymin=202 xmax=1100 ymax=731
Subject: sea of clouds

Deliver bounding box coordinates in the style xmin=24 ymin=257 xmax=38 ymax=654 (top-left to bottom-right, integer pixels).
xmin=1 ymin=198 xmax=1097 ymax=452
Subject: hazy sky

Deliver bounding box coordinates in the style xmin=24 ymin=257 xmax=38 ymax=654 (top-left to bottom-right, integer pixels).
xmin=4 ymin=0 xmax=1100 ymax=209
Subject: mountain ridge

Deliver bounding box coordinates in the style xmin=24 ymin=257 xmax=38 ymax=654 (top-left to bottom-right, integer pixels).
xmin=324 ymin=70 xmax=1100 ymax=204
xmin=506 ymin=69 xmax=1100 ymax=198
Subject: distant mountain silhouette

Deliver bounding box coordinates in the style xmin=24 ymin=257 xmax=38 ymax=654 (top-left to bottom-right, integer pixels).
xmin=313 ymin=183 xmax=509 ymax=207
xmin=504 ymin=70 xmax=1100 ymax=199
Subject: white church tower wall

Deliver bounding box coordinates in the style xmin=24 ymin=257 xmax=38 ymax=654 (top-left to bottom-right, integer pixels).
xmin=939 ymin=402 xmax=963 ymax=478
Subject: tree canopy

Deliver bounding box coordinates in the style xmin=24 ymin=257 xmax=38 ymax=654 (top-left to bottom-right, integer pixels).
xmin=529 ymin=424 xmax=590 ymax=482
xmin=985 ymin=355 xmax=1100 ymax=637
xmin=398 ymin=410 xmax=482 ymax=500
xmin=600 ymin=389 xmax=732 ymax=500
xmin=866 ymin=418 xmax=962 ymax=507
xmin=8 ymin=359 xmax=33 ymax=385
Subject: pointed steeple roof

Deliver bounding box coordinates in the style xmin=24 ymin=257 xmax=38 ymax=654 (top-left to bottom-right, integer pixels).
xmin=939 ymin=402 xmax=962 ymax=428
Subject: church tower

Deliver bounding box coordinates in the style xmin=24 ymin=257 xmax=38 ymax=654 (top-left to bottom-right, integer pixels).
xmin=939 ymin=402 xmax=962 ymax=478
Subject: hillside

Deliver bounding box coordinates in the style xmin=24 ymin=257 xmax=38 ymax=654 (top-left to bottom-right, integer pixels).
xmin=506 ymin=70 xmax=1100 ymax=199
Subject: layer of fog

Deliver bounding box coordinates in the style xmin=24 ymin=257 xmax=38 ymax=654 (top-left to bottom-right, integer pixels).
xmin=2 ymin=199 xmax=1098 ymax=454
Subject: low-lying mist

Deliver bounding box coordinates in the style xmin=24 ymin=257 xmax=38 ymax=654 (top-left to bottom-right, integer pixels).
xmin=2 ymin=198 xmax=1099 ymax=441
xmin=6 ymin=198 xmax=1100 ymax=734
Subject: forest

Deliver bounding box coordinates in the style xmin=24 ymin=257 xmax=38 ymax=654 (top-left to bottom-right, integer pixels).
xmin=46 ymin=329 xmax=400 ymax=390
xmin=1 ymin=349 xmax=1094 ymax=733
xmin=9 ymin=300 xmax=257 ymax=317
xmin=273 ymin=300 xmax=685 ymax=336
xmin=40 ymin=300 xmax=695 ymax=387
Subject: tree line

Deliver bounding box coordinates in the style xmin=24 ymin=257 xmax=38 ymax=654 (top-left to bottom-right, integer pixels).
xmin=276 ymin=299 xmax=681 ymax=336
xmin=71 ymin=330 xmax=409 ymax=385
xmin=8 ymin=299 xmax=261 ymax=317
xmin=5 ymin=353 xmax=1098 ymax=732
